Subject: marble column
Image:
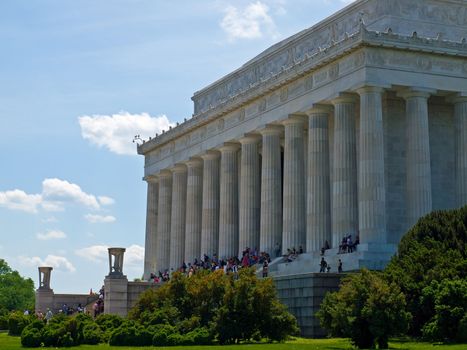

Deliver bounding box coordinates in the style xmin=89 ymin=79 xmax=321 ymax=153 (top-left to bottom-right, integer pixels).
xmin=184 ymin=158 xmax=203 ymax=264
xmin=169 ymin=164 xmax=187 ymax=270
xmin=331 ymin=94 xmax=358 ymax=247
xmin=260 ymin=126 xmax=283 ymax=256
xmin=453 ymin=94 xmax=467 ymax=207
xmin=201 ymin=151 xmax=220 ymax=258
xmin=218 ymin=143 xmax=240 ymax=259
xmin=306 ymin=105 xmax=332 ymax=251
xmin=357 ymin=86 xmax=387 ymax=243
xmin=155 ymin=170 xmax=172 ymax=272
xmin=282 ymin=116 xmax=306 ymax=253
xmin=143 ymin=176 xmax=158 ymax=279
xmin=400 ymin=89 xmax=432 ymax=227
xmin=239 ymin=134 xmax=261 ymax=256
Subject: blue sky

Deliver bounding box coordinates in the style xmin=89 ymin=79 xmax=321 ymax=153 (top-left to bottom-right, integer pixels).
xmin=0 ymin=0 xmax=353 ymax=294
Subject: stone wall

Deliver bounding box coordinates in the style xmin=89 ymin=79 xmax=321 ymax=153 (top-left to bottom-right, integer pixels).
xmin=274 ymin=273 xmax=343 ymax=338
xmin=35 ymin=289 xmax=98 ymax=314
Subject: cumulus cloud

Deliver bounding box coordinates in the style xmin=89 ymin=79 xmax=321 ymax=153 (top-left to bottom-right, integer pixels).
xmin=84 ymin=214 xmax=116 ymax=223
xmin=0 ymin=190 xmax=42 ymax=213
xmin=220 ymin=1 xmax=277 ymax=41
xmin=78 ymin=111 xmax=174 ymax=155
xmin=75 ymin=244 xmax=143 ymax=267
xmin=0 ymin=178 xmax=113 ymax=214
xmin=19 ymin=254 xmax=76 ymax=272
xmin=98 ymin=196 xmax=115 ymax=206
xmin=36 ymin=230 xmax=67 ymax=240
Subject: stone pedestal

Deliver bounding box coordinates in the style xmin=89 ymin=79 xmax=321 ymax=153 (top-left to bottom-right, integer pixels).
xmin=104 ymin=275 xmax=128 ymax=317
xmin=35 ymin=288 xmax=54 ymax=313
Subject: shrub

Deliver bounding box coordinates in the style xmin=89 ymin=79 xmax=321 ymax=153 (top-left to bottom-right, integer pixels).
xmin=152 ymin=324 xmax=176 ymax=346
xmin=166 ymin=332 xmax=185 ymax=346
xmin=317 ymin=269 xmax=411 ymax=349
xmin=82 ymin=323 xmax=103 ymax=345
xmin=0 ymin=314 xmax=9 ymax=330
xmin=457 ymin=313 xmax=467 ymax=343
xmin=108 ymin=321 xmax=153 ymax=346
xmin=42 ymin=323 xmax=67 ymax=347
xmin=59 ymin=332 xmax=74 ymax=347
xmin=21 ymin=327 xmax=42 ymax=348
xmin=185 ymin=327 xmax=211 ymax=345
xmin=8 ymin=311 xmax=31 ymax=336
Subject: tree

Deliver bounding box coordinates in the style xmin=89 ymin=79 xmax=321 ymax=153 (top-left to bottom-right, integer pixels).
xmin=0 ymin=259 xmax=35 ymax=312
xmin=317 ymin=269 xmax=410 ymax=349
xmin=384 ymin=207 xmax=467 ymax=336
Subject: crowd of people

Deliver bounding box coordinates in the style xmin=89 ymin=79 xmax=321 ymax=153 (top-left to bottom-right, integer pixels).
xmin=148 ymin=247 xmax=272 ymax=283
xmin=338 ymin=234 xmax=359 ymax=254
xmin=92 ymin=286 xmax=105 ymax=317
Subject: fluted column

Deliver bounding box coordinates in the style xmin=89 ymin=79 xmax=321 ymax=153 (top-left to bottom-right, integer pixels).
xmin=155 ymin=170 xmax=172 ymax=272
xmin=400 ymin=89 xmax=432 ymax=227
xmin=201 ymin=151 xmax=220 ymax=258
xmin=306 ymin=105 xmax=332 ymax=251
xmin=218 ymin=143 xmax=240 ymax=259
xmin=453 ymin=94 xmax=467 ymax=207
xmin=282 ymin=116 xmax=306 ymax=253
xmin=238 ymin=134 xmax=261 ymax=256
xmin=169 ymin=164 xmax=187 ymax=270
xmin=357 ymin=86 xmax=387 ymax=243
xmin=184 ymin=158 xmax=203 ymax=264
xmin=143 ymin=176 xmax=158 ymax=279
xmin=260 ymin=126 xmax=283 ymax=256
xmin=331 ymin=94 xmax=358 ymax=247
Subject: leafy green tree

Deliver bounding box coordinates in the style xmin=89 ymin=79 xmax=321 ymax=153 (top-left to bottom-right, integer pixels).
xmin=0 ymin=259 xmax=35 ymax=312
xmin=317 ymin=269 xmax=410 ymax=349
xmin=384 ymin=207 xmax=467 ymax=336
xmin=421 ymin=279 xmax=467 ymax=342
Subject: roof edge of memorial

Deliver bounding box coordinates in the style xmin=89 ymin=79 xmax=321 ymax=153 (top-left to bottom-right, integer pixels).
xmin=137 ymin=27 xmax=467 ymax=156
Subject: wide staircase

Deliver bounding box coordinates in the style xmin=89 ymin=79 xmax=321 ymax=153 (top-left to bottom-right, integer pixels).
xmin=262 ymin=243 xmax=397 ymax=277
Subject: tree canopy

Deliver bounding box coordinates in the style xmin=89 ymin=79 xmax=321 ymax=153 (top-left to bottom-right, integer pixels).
xmin=0 ymin=259 xmax=35 ymax=312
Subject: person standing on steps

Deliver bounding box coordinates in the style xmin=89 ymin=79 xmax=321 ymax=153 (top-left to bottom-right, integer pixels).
xmin=338 ymin=259 xmax=343 ymax=273
xmin=319 ymin=257 xmax=327 ymax=273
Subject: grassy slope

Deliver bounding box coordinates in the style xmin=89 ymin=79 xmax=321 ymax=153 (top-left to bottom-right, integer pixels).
xmin=1 ymin=333 xmax=465 ymax=350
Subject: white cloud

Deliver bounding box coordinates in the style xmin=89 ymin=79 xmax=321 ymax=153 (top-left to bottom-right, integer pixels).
xmin=75 ymin=244 xmax=143 ymax=267
xmin=78 ymin=111 xmax=174 ymax=155
xmin=220 ymin=1 xmax=277 ymax=41
xmin=18 ymin=254 xmax=76 ymax=272
xmin=98 ymin=196 xmax=115 ymax=206
xmin=75 ymin=245 xmax=108 ymax=262
xmin=84 ymin=214 xmax=116 ymax=223
xmin=42 ymin=178 xmax=100 ymax=210
xmin=0 ymin=178 xmax=111 ymax=214
xmin=36 ymin=230 xmax=67 ymax=240
xmin=0 ymin=189 xmax=42 ymax=213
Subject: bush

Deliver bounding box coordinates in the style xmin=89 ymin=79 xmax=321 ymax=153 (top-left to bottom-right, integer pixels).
xmin=185 ymin=327 xmax=211 ymax=345
xmin=82 ymin=323 xmax=103 ymax=345
xmin=317 ymin=269 xmax=411 ymax=349
xmin=42 ymin=323 xmax=67 ymax=347
xmin=108 ymin=321 xmax=154 ymax=346
xmin=457 ymin=313 xmax=467 ymax=343
xmin=152 ymin=324 xmax=176 ymax=346
xmin=21 ymin=327 xmax=42 ymax=348
xmin=59 ymin=332 xmax=74 ymax=347
xmin=0 ymin=314 xmax=8 ymax=330
xmin=8 ymin=311 xmax=31 ymax=336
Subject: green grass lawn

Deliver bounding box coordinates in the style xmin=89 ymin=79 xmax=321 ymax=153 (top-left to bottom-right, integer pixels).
xmin=1 ymin=333 xmax=465 ymax=350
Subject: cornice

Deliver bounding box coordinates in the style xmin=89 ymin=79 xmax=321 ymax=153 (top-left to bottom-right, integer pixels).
xmin=138 ymin=27 xmax=467 ymax=156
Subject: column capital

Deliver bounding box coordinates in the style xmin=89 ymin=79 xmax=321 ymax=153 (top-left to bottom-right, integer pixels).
xmin=218 ymin=142 xmax=240 ymax=153
xmin=238 ymin=133 xmax=261 ymax=145
xmin=200 ymin=150 xmax=220 ymax=160
xmin=157 ymin=169 xmax=172 ymax=179
xmin=397 ymin=87 xmax=436 ymax=100
xmin=330 ymin=92 xmax=359 ymax=105
xmin=143 ymin=175 xmax=158 ymax=183
xmin=305 ymin=104 xmax=333 ymax=115
xmin=281 ymin=114 xmax=307 ymax=126
xmin=448 ymin=92 xmax=467 ymax=104
xmin=258 ymin=124 xmax=283 ymax=136
xmin=185 ymin=157 xmax=203 ymax=169
xmin=170 ymin=163 xmax=187 ymax=174
xmin=356 ymin=85 xmax=385 ymax=95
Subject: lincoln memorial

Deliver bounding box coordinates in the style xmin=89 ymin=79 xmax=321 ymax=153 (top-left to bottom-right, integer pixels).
xmin=137 ymin=0 xmax=467 ymax=279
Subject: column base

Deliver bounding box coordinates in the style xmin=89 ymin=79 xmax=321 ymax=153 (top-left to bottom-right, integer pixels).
xmin=104 ymin=276 xmax=128 ymax=317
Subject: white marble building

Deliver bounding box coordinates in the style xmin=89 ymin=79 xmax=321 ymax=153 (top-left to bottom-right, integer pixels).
xmin=138 ymin=0 xmax=467 ymax=279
